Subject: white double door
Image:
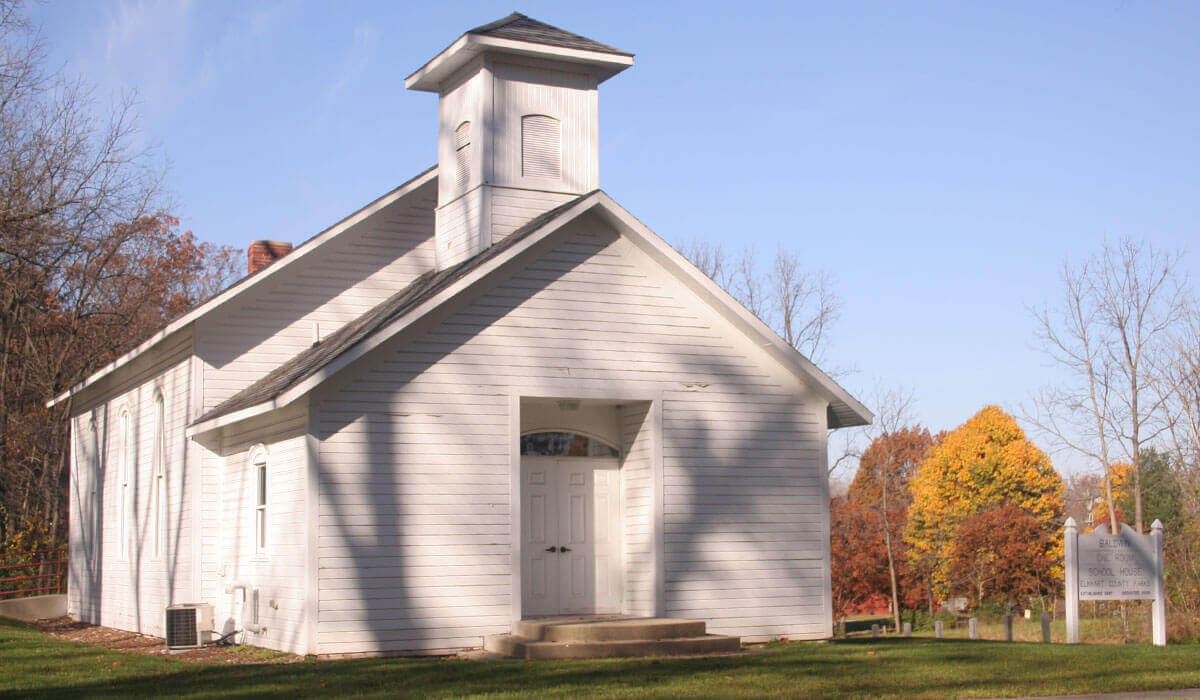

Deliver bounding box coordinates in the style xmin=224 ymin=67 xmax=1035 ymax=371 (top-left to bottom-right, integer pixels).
xmin=522 ymin=457 xmax=622 ymax=616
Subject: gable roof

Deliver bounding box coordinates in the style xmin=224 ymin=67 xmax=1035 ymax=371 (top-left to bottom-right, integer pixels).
xmin=468 ymin=13 xmax=632 ymax=57
xmin=47 ymin=165 xmax=438 ymax=409
xmin=188 ymin=192 xmax=872 ymax=436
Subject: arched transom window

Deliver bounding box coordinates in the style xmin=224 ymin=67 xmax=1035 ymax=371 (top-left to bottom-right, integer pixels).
xmin=520 ymin=431 xmax=618 ymax=458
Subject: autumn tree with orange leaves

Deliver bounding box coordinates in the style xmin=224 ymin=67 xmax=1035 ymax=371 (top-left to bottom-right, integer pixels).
xmin=905 ymin=406 xmax=1064 ymax=605
xmin=947 ymin=503 xmax=1059 ymax=608
xmin=829 ymin=495 xmax=888 ymax=629
xmin=848 ymin=426 xmax=935 ymax=620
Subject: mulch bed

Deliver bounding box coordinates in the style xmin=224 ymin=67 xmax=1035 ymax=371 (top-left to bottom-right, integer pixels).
xmin=33 ymin=617 xmax=304 ymax=665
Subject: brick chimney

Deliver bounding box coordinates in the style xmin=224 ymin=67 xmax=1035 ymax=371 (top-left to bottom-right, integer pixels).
xmin=247 ymin=240 xmax=293 ymax=274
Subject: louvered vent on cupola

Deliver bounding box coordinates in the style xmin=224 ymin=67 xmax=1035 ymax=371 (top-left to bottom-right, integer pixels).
xmin=521 ymin=114 xmax=561 ymax=179
xmin=454 ymin=121 xmax=471 ymax=190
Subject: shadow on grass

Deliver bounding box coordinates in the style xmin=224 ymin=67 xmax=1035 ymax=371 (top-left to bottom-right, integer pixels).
xmin=10 ymin=637 xmax=1200 ymax=699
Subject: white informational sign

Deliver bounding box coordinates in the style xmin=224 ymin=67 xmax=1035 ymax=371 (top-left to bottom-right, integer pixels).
xmin=1077 ymin=527 xmax=1157 ymax=600
xmin=1064 ymin=518 xmax=1166 ymax=646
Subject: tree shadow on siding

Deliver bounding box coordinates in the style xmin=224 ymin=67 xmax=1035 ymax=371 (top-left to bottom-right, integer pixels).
xmin=660 ymin=388 xmax=825 ymax=639
xmin=309 ymin=225 xmax=612 ymax=655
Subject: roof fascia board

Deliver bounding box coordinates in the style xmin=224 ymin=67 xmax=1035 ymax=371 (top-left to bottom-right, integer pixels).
xmin=186 ymin=398 xmax=278 ymax=439
xmin=406 ymin=34 xmax=632 ymax=91
xmin=48 ymin=166 xmax=439 ymax=408
xmin=589 ymin=194 xmax=873 ymax=427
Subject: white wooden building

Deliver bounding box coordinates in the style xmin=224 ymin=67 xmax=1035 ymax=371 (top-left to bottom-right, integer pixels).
xmin=53 ymin=13 xmax=871 ymax=657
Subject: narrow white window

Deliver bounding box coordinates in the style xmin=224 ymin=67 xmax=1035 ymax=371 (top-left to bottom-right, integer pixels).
xmin=251 ymin=446 xmax=268 ymax=554
xmin=454 ymin=121 xmax=471 ymax=191
xmin=521 ymin=114 xmax=561 ymax=178
xmin=152 ymin=393 xmax=166 ymax=559
xmin=119 ymin=409 xmax=133 ymax=560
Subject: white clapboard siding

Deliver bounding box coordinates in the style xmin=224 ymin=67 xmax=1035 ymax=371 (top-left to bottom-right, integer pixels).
xmin=67 ymin=332 xmax=194 ymax=638
xmin=311 ymin=217 xmax=828 ymax=655
xmin=435 ymin=187 xmax=486 ymax=267
xmin=196 ymin=181 xmax=437 ymax=411
xmin=490 ymin=60 xmax=597 ymax=194
xmin=212 ymin=402 xmax=309 ymax=655
xmin=490 ymin=187 xmax=575 ymax=243
xmin=621 ymin=403 xmax=655 ymax=616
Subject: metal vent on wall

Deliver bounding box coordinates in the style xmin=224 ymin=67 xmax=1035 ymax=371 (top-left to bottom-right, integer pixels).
xmin=521 ymin=114 xmax=561 ymax=178
xmin=165 ymin=603 xmax=214 ymax=650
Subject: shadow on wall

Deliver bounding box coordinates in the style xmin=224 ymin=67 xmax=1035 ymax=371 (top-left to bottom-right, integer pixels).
xmin=276 ymin=217 xmax=824 ymax=653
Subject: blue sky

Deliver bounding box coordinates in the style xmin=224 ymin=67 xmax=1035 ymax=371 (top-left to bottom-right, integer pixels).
xmin=30 ymin=1 xmax=1200 ymax=475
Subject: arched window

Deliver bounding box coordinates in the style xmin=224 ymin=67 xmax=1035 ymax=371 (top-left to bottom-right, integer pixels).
xmin=119 ymin=409 xmax=133 ymax=560
xmin=454 ymin=121 xmax=471 ymax=191
xmin=249 ymin=445 xmax=269 ymax=554
xmin=520 ymin=431 xmax=619 ymax=458
xmin=152 ymin=392 xmax=166 ymax=559
xmin=521 ymin=114 xmax=561 ymax=178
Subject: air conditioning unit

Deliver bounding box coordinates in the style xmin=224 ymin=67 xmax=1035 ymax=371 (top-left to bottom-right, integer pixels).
xmin=165 ymin=603 xmax=214 ymax=650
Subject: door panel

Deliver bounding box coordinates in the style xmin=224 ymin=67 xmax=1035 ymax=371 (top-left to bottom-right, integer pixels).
xmin=521 ymin=457 xmax=622 ymax=616
xmin=559 ymin=464 xmax=594 ymax=614
xmin=522 ymin=459 xmax=558 ymax=616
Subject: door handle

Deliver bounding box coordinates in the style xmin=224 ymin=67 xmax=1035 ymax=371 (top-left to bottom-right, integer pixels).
xmin=545 ymin=546 xmax=557 ymax=552
xmin=560 ymin=547 xmax=571 ymax=553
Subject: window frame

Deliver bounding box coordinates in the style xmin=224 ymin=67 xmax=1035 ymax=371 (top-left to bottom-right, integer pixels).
xmin=519 ymin=430 xmax=620 ymax=458
xmin=118 ymin=408 xmax=133 ymax=561
xmin=151 ymin=392 xmax=166 ymax=560
xmin=250 ymin=444 xmax=269 ymax=555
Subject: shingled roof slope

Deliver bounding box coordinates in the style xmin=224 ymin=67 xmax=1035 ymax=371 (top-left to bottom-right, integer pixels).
xmin=468 ymin=12 xmax=632 ymax=57
xmin=193 ymin=192 xmax=594 ymax=426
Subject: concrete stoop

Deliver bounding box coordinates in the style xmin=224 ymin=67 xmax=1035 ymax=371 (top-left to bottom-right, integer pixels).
xmin=484 ymin=615 xmax=741 ymax=660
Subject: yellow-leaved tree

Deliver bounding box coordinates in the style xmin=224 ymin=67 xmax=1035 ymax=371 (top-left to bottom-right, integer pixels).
xmin=1090 ymin=462 xmax=1133 ymax=531
xmin=905 ymin=406 xmax=1065 ymax=601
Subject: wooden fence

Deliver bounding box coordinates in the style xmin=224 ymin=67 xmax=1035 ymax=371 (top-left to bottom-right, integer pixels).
xmin=0 ymin=547 xmax=67 ymax=598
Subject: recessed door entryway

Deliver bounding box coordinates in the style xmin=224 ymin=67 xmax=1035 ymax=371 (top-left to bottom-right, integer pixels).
xmin=521 ymin=455 xmax=622 ymax=616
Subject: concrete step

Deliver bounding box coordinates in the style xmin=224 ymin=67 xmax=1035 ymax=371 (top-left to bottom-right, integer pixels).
xmin=484 ymin=633 xmax=742 ymax=660
xmin=513 ymin=616 xmax=707 ymax=642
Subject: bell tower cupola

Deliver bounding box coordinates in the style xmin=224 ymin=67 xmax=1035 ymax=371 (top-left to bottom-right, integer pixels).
xmin=406 ymin=13 xmax=633 ymax=268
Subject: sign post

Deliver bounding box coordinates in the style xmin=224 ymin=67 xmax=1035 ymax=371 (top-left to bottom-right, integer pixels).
xmin=1152 ymin=520 xmax=1167 ymax=647
xmin=1064 ymin=517 xmax=1166 ymax=646
xmin=1065 ymin=517 xmax=1079 ymax=644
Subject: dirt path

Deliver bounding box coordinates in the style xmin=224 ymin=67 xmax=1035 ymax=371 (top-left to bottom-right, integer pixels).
xmin=33 ymin=617 xmax=303 ymax=665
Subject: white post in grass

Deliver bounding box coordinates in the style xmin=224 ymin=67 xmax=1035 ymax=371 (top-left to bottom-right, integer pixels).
xmin=1064 ymin=517 xmax=1079 ymax=644
xmin=1152 ymin=519 xmax=1167 ymax=647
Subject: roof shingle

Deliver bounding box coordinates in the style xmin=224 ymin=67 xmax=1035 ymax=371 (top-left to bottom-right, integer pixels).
xmin=468 ymin=12 xmax=632 ymax=57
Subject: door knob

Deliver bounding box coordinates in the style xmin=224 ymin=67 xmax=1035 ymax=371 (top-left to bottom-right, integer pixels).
xmin=545 ymin=546 xmax=557 ymax=552
xmin=560 ymin=547 xmax=571 ymax=553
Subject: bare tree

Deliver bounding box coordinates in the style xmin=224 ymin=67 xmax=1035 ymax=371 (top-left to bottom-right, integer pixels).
xmin=770 ymin=245 xmax=840 ymax=365
xmin=862 ymin=384 xmax=916 ymax=632
xmin=677 ymin=238 xmax=842 ymax=364
xmin=1158 ymin=298 xmax=1200 ymax=503
xmin=0 ymin=1 xmax=239 ymax=543
xmin=1029 ymin=238 xmax=1187 ymax=535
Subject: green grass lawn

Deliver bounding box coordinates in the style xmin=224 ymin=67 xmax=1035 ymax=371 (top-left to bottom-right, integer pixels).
xmin=2 ymin=617 xmax=1199 ymax=698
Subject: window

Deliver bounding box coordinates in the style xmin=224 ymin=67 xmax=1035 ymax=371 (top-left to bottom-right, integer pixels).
xmin=250 ymin=446 xmax=268 ymax=554
xmin=454 ymin=121 xmax=471 ymax=190
xmin=520 ymin=431 xmax=618 ymax=457
xmin=521 ymin=114 xmax=561 ymax=178
xmin=152 ymin=393 xmax=166 ymax=559
xmin=119 ymin=409 xmax=133 ymax=560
